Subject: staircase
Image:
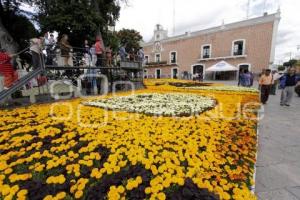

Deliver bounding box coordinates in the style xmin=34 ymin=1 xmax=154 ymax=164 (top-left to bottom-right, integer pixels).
xmin=0 ymin=67 xmax=44 ymax=102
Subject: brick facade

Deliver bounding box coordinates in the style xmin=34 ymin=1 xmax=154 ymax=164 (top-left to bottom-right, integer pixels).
xmin=142 ymin=12 xmax=281 ymax=80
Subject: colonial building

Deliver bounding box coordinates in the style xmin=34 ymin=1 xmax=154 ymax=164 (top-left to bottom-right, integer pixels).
xmin=142 ymin=11 xmax=281 ymax=79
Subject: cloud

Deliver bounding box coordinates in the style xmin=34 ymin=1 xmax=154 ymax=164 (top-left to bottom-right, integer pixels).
xmin=276 ymin=30 xmax=291 ymax=45
xmin=250 ymin=0 xmax=276 ymax=16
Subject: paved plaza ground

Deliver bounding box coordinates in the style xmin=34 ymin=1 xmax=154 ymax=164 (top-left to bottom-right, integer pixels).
xmin=255 ymin=90 xmax=300 ymax=200
xmin=211 ymin=80 xmax=300 ymax=200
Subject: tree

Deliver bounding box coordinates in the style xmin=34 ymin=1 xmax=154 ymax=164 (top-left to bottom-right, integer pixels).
xmin=36 ymin=0 xmax=121 ymax=48
xmin=117 ymin=28 xmax=142 ymax=52
xmin=283 ymin=59 xmax=298 ymax=68
xmin=0 ymin=0 xmax=37 ymax=53
xmin=105 ymin=30 xmax=120 ymax=53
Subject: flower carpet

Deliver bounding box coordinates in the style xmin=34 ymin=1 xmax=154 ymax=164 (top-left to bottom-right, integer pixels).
xmin=0 ymin=79 xmax=259 ymax=200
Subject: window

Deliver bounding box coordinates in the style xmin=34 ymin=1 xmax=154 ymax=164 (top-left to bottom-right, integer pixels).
xmin=201 ymin=45 xmax=211 ymax=59
xmin=233 ymin=40 xmax=245 ymax=56
xmin=144 ymin=55 xmax=149 ymax=64
xmin=170 ymin=51 xmax=177 ymax=64
xmin=155 ymin=54 xmax=161 ymax=63
xmin=156 ymin=34 xmax=160 ymax=40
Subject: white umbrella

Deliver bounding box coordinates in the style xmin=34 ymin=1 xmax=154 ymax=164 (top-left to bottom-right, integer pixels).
xmin=206 ymin=61 xmax=238 ymax=72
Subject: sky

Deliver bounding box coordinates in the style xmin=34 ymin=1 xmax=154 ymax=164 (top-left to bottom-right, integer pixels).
xmin=115 ymin=0 xmax=300 ymax=64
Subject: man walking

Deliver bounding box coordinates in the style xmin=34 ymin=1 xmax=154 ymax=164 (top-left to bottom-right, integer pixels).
xmin=259 ymin=69 xmax=273 ymax=104
xmin=279 ymin=67 xmax=300 ymax=106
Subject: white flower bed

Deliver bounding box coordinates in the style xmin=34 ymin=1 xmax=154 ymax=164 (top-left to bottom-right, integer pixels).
xmin=84 ymin=93 xmax=216 ymax=117
xmin=184 ymin=86 xmax=259 ymax=93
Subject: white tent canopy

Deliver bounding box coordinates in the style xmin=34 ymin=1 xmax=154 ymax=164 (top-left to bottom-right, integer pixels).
xmin=206 ymin=61 xmax=238 ymax=72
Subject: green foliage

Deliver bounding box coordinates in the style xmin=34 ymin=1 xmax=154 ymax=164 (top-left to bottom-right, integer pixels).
xmin=277 ymin=65 xmax=286 ymax=71
xmin=36 ymin=0 xmax=121 ymax=48
xmin=104 ymin=31 xmax=120 ymax=53
xmin=117 ymin=28 xmax=143 ymax=52
xmin=0 ymin=1 xmax=39 ymax=50
xmin=283 ymin=59 xmax=298 ymax=67
xmin=5 ymin=14 xmax=39 ymax=49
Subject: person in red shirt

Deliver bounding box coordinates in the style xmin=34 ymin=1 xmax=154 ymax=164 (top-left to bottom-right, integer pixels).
xmin=95 ymin=37 xmax=103 ymax=67
xmin=0 ymin=49 xmax=18 ymax=88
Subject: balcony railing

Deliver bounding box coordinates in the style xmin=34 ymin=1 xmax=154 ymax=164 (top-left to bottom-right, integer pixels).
xmin=145 ymin=61 xmax=168 ymax=66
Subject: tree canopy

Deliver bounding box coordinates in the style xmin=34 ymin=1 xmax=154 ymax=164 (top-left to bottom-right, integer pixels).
xmin=0 ymin=0 xmax=38 ymax=52
xmin=36 ymin=0 xmax=121 ymax=47
xmin=117 ymin=28 xmax=143 ymax=52
xmin=283 ymin=59 xmax=298 ymax=68
xmin=0 ymin=0 xmax=143 ymax=54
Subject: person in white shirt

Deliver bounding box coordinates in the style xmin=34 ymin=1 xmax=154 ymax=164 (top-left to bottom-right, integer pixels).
xmin=270 ymin=70 xmax=283 ymax=95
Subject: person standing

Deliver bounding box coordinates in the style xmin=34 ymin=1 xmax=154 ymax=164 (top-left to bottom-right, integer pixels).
xmin=46 ymin=34 xmax=56 ymax=65
xmin=238 ymin=69 xmax=243 ymax=86
xmin=259 ymin=69 xmax=273 ymax=104
xmin=106 ymin=46 xmax=112 ymax=66
xmin=90 ymin=45 xmax=97 ymax=67
xmin=249 ymin=71 xmax=254 ymax=87
xmin=241 ymin=69 xmax=251 ymax=87
xmin=83 ymin=40 xmax=91 ymax=66
xmin=0 ymin=49 xmax=18 ymax=88
xmin=270 ymin=70 xmax=282 ymax=95
xmin=30 ymin=35 xmax=44 ymax=69
xmin=279 ymin=67 xmax=300 ymax=106
xmin=137 ymin=47 xmax=144 ymax=63
xmin=119 ymin=44 xmax=128 ymax=61
xmin=59 ymin=34 xmax=72 ymax=66
xmin=95 ymin=37 xmax=104 ymax=67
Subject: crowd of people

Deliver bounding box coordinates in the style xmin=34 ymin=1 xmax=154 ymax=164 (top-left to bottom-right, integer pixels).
xmin=0 ymin=32 xmax=146 ymax=91
xmin=258 ymin=67 xmax=300 ymax=106
xmin=40 ymin=33 xmax=145 ymax=68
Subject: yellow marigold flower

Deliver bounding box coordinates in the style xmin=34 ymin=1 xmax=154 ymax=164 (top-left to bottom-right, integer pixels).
xmin=4 ymin=168 xmax=13 ymax=175
xmin=4 ymin=194 xmax=13 ymax=200
xmin=17 ymin=189 xmax=28 ymax=197
xmin=57 ymin=175 xmax=66 ymax=184
xmin=74 ymin=190 xmax=83 ymax=199
xmin=157 ymin=192 xmax=166 ymax=200
xmin=136 ymin=176 xmax=142 ymax=184
xmin=11 ymin=184 xmax=19 ymax=193
xmin=1 ymin=184 xmax=10 ymax=196
xmin=56 ymin=192 xmax=66 ymax=199
xmin=117 ymin=185 xmax=125 ymax=194
xmin=77 ymin=183 xmax=85 ymax=191
xmin=43 ymin=195 xmax=53 ymax=200
xmin=145 ymin=187 xmax=151 ymax=194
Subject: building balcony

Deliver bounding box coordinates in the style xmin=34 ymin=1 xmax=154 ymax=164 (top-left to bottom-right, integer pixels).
xmin=144 ymin=61 xmax=178 ymax=68
xmin=198 ymin=54 xmax=247 ymax=61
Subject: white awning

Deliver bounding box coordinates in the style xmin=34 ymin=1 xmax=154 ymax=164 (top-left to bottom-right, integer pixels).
xmin=206 ymin=61 xmax=238 ymax=72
